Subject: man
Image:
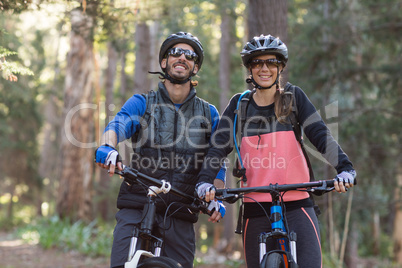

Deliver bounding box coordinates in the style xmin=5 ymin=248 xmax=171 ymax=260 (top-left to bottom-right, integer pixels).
xmin=95 ymin=32 xmax=225 ymax=268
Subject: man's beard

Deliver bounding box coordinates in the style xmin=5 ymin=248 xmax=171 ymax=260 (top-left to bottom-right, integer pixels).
xmin=166 ymin=62 xmax=191 ymax=81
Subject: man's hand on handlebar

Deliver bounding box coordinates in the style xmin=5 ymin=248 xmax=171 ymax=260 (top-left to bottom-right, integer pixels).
xmin=334 ymin=170 xmax=357 ymax=193
xmin=94 ymin=144 xmax=123 ymax=176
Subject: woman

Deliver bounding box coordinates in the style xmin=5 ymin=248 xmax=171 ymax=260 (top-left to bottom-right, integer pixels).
xmin=196 ymin=34 xmax=356 ymax=267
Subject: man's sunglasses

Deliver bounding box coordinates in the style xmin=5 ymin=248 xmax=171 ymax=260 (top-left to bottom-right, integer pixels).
xmin=249 ymin=59 xmax=281 ymax=70
xmin=168 ymin=47 xmax=199 ymax=62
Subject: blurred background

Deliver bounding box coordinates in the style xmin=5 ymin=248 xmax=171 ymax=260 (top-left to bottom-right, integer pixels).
xmin=0 ymin=0 xmax=401 ymax=267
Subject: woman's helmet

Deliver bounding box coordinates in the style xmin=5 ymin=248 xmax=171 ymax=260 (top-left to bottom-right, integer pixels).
xmin=159 ymin=32 xmax=204 ymax=72
xmin=241 ymin=34 xmax=288 ymax=68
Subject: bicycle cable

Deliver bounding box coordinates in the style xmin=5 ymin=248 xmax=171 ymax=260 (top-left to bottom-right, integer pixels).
xmin=242 ymin=196 xmax=272 ymax=226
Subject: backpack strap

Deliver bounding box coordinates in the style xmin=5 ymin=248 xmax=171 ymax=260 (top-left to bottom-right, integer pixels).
xmin=237 ymin=90 xmax=254 ymax=148
xmin=201 ymin=100 xmax=212 ymax=141
xmin=233 ymin=90 xmax=254 ymax=184
xmin=284 ymin=84 xmax=315 ymax=181
xmin=285 ymin=84 xmax=319 ymax=215
xmin=133 ymin=90 xmax=157 ymax=154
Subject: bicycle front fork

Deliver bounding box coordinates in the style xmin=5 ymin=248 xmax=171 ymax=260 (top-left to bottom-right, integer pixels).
xmin=289 ymin=231 xmax=297 ymax=263
xmin=127 ymin=226 xmax=164 ymax=262
xmin=258 ymin=201 xmax=298 ymax=264
xmin=258 ymin=231 xmax=297 ymax=264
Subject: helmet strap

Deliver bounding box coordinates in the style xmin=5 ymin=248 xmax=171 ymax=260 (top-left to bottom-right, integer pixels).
xmin=150 ymin=58 xmax=196 ymax=85
xmin=149 ymin=71 xmax=192 ymax=84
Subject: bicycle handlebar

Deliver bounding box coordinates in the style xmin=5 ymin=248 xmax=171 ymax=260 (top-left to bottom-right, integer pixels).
xmin=215 ymin=179 xmax=336 ymax=204
xmin=114 ymin=166 xmax=212 ymax=215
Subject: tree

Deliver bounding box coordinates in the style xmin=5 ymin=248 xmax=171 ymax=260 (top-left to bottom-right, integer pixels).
xmin=246 ymin=0 xmax=288 ymax=83
xmin=288 ymin=0 xmax=402 ymax=265
xmin=0 ymin=11 xmax=41 ymax=222
xmin=247 ymin=0 xmax=288 ymax=40
xmin=133 ymin=22 xmax=152 ymax=95
xmin=57 ymin=5 xmax=97 ymax=221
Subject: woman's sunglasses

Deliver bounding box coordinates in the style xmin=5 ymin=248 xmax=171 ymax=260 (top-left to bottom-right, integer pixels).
xmin=249 ymin=59 xmax=281 ymax=70
xmin=168 ymin=47 xmax=199 ymax=62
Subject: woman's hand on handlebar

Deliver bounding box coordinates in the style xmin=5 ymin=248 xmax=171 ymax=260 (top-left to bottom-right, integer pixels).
xmin=334 ymin=180 xmax=351 ymax=193
xmin=197 ymin=178 xmax=226 ymax=222
xmin=208 ymin=179 xmax=226 ymax=222
xmin=334 ymin=170 xmax=357 ymax=193
xmin=206 ymin=200 xmax=225 ymax=223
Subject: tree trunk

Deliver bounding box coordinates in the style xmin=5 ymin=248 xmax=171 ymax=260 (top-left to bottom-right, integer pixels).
xmin=120 ymin=47 xmax=128 ymax=106
xmin=394 ymin=167 xmax=402 ymax=264
xmin=247 ymin=0 xmax=288 ymax=42
xmin=218 ymin=4 xmax=237 ymax=251
xmin=57 ymin=7 xmax=96 ymax=222
xmin=149 ymin=22 xmax=160 ymax=91
xmin=219 ymin=8 xmax=231 ymax=112
xmin=133 ymin=22 xmax=151 ymax=95
xmin=247 ymin=0 xmax=288 ymax=83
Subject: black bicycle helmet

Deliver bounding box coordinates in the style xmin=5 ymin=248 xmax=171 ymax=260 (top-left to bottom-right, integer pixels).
xmin=241 ymin=34 xmax=288 ymax=67
xmin=159 ymin=32 xmax=204 ymax=71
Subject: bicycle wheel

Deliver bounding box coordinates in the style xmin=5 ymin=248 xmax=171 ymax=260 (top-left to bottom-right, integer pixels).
xmin=137 ymin=256 xmax=182 ymax=268
xmin=260 ymin=252 xmax=286 ymax=268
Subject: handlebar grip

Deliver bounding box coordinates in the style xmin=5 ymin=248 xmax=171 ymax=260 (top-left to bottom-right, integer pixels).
xmin=215 ymin=189 xmax=224 ymax=196
xmin=326 ymin=179 xmax=335 ymax=187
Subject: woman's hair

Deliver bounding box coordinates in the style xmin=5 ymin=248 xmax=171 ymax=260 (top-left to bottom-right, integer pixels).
xmin=273 ymin=76 xmax=293 ymax=124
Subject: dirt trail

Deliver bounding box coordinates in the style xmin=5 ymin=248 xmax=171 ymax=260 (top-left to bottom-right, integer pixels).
xmin=0 ymin=232 xmax=109 ymax=268
xmin=0 ymin=232 xmax=241 ymax=268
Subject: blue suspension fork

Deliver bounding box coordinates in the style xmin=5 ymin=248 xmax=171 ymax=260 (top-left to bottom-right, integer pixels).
xmin=272 ymin=199 xmax=290 ymax=263
xmin=259 ymin=197 xmax=298 ymax=265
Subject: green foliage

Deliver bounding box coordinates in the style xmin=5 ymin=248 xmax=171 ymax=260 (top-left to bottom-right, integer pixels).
xmin=0 ymin=13 xmax=43 ymax=221
xmin=0 ymin=30 xmax=34 ymax=81
xmin=17 ymin=216 xmax=114 ymax=257
xmin=321 ymin=251 xmax=341 ymax=268
xmin=0 ymin=0 xmax=33 ymax=13
xmin=288 ymin=0 xmax=401 ymax=262
xmin=0 ymin=203 xmax=38 ymax=230
xmin=0 ymin=46 xmax=34 ymax=78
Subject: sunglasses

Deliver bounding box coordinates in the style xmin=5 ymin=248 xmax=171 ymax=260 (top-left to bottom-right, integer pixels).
xmin=249 ymin=59 xmax=281 ymax=70
xmin=168 ymin=47 xmax=199 ymax=62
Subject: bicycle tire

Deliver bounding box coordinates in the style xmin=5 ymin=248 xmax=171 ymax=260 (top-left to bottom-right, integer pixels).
xmin=137 ymin=256 xmax=182 ymax=268
xmin=261 ymin=252 xmax=286 ymax=268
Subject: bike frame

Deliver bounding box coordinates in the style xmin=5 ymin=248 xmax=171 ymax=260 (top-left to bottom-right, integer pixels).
xmin=216 ymin=180 xmax=335 ymax=268
xmin=114 ymin=167 xmax=210 ymax=268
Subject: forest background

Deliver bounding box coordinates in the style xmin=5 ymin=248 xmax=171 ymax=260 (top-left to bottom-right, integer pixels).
xmin=0 ymin=0 xmax=401 ymax=267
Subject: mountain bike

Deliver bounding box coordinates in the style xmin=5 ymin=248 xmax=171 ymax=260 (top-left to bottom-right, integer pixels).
xmin=215 ymin=179 xmax=336 ymax=268
xmin=114 ymin=166 xmax=212 ymax=268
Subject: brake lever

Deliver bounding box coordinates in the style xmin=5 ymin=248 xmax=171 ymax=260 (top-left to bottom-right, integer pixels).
xmin=309 ymin=180 xmax=335 ymax=196
xmin=192 ymin=199 xmax=213 ymax=216
xmin=216 ymin=194 xmax=241 ymax=204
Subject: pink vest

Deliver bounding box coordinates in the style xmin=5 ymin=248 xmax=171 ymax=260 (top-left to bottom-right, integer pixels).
xmin=240 ymin=130 xmax=310 ymax=202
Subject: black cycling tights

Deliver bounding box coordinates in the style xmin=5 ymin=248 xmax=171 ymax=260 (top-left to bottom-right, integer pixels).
xmin=243 ymin=206 xmax=322 ymax=268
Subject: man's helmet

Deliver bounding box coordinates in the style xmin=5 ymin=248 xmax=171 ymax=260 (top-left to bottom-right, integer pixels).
xmin=241 ymin=34 xmax=288 ymax=67
xmin=159 ymin=32 xmax=204 ymax=72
